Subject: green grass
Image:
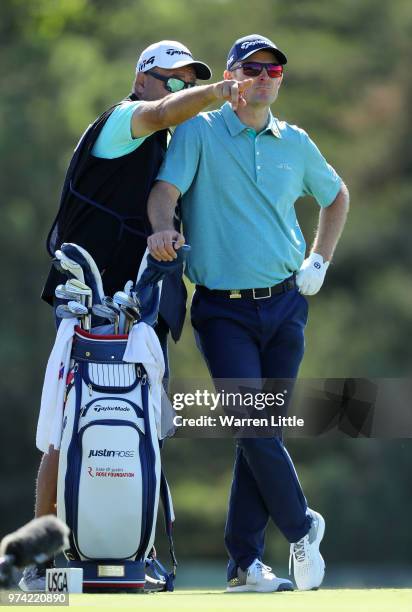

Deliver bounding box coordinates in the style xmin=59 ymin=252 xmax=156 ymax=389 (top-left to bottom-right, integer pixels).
xmin=9 ymin=589 xmax=411 ymax=612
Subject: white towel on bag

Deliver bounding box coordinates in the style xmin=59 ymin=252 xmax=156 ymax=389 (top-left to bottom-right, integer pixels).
xmin=123 ymin=321 xmax=167 ymax=438
xmin=36 ymin=319 xmax=77 ymax=452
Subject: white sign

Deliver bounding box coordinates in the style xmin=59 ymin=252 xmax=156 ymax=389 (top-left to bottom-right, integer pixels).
xmin=46 ymin=568 xmax=83 ymax=593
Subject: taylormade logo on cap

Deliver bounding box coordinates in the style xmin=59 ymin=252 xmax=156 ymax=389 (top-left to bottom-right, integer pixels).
xmin=136 ymin=40 xmax=212 ymax=80
xmin=240 ymin=39 xmax=269 ymax=50
xmin=227 ymin=34 xmax=287 ymax=69
xmin=165 ymin=48 xmax=192 ymax=57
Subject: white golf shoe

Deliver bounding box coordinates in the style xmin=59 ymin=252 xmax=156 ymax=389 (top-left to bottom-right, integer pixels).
xmin=289 ymin=509 xmax=325 ymax=590
xmin=227 ymin=558 xmax=294 ymax=593
xmin=18 ymin=566 xmax=46 ymax=592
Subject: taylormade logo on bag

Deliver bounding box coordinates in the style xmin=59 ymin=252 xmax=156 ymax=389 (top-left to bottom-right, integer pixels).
xmin=88 ymin=449 xmax=135 ymax=458
xmin=93 ymin=404 xmax=130 ymax=412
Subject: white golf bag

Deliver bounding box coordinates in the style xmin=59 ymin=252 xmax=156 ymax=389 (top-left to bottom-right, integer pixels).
xmin=56 ymin=327 xmax=176 ymax=591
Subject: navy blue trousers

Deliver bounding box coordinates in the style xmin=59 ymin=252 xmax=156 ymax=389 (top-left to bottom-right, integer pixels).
xmin=191 ymin=286 xmax=312 ymax=578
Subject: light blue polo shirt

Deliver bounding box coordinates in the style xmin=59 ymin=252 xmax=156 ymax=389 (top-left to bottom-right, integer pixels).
xmin=92 ymin=101 xmax=150 ymax=158
xmin=157 ymin=102 xmax=342 ymax=289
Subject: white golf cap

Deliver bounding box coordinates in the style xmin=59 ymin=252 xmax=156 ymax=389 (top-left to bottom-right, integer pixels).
xmin=136 ymin=40 xmax=212 ymax=80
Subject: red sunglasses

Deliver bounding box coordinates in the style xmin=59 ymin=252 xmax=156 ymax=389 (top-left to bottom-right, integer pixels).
xmin=233 ymin=62 xmax=284 ymax=78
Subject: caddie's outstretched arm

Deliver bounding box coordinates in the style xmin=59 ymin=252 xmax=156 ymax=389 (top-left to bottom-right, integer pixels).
xmin=147 ymin=181 xmax=183 ymax=261
xmin=132 ymin=78 xmax=253 ymax=138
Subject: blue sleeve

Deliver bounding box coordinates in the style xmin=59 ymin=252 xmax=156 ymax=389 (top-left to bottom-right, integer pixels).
xmin=92 ymin=101 xmax=151 ymax=159
xmin=156 ymin=118 xmax=201 ymax=195
xmin=301 ymin=131 xmax=342 ymax=207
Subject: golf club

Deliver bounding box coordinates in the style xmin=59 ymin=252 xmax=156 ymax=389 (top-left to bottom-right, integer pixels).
xmin=119 ymin=305 xmax=138 ymax=335
xmin=113 ymin=291 xmax=140 ymax=312
xmin=114 ymin=292 xmax=140 ymax=334
xmin=68 ymin=300 xmax=90 ymax=331
xmin=65 ymin=279 xmax=92 ymax=308
xmin=55 ymin=284 xmax=82 ymax=301
xmin=60 ymin=243 xmax=104 ymax=305
xmin=55 ymin=304 xmax=80 ymax=320
xmin=55 ymin=249 xmax=85 ymax=284
xmin=92 ymin=304 xmax=119 ymax=334
xmin=102 ymin=296 xmax=121 ymax=334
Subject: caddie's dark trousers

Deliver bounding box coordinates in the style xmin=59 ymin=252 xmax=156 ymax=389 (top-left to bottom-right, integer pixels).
xmin=191 ymin=284 xmax=312 ymax=579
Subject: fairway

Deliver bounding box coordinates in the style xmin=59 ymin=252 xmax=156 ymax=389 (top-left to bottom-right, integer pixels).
xmin=4 ymin=589 xmax=410 ymax=612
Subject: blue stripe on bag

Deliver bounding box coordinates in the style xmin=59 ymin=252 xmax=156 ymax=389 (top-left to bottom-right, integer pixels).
xmin=136 ymin=378 xmax=157 ymax=560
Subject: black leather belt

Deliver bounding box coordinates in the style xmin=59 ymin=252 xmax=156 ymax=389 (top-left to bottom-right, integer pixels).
xmin=196 ymin=276 xmax=296 ymax=300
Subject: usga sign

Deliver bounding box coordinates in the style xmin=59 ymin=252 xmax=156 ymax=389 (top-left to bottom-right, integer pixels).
xmin=46 ymin=567 xmax=83 ymax=593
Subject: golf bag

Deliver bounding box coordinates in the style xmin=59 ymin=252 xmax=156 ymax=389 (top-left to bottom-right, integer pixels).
xmin=56 ymin=326 xmax=176 ymax=592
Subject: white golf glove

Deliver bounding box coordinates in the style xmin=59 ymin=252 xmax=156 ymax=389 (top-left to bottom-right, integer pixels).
xmin=296 ymin=252 xmax=329 ymax=296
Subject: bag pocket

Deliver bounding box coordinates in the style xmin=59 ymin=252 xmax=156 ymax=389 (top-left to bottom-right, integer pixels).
xmin=83 ymin=361 xmax=140 ymax=393
xmin=72 ymin=418 xmax=151 ymax=560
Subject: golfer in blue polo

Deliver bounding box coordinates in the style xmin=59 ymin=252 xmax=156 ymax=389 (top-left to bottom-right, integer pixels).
xmin=147 ymin=34 xmax=349 ymax=592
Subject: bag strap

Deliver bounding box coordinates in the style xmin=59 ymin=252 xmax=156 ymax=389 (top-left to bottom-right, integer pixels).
xmin=144 ymin=470 xmax=177 ymax=592
xmin=139 ymin=371 xmax=177 ymax=591
xmin=159 ymin=469 xmax=177 ymax=590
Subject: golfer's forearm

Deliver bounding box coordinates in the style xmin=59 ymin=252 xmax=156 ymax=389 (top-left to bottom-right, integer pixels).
xmin=312 ymin=183 xmax=350 ymax=261
xmin=154 ymin=84 xmax=218 ymax=129
xmin=148 ymin=181 xmax=179 ymax=232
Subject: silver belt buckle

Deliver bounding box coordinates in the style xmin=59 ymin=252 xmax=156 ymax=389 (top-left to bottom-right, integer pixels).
xmin=253 ymin=287 xmax=272 ymax=299
xmin=229 ymin=290 xmax=242 ymax=299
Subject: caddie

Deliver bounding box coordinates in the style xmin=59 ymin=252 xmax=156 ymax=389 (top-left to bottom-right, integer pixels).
xmin=147 ymin=34 xmax=350 ymax=592
xmin=21 ymin=40 xmax=251 ymax=592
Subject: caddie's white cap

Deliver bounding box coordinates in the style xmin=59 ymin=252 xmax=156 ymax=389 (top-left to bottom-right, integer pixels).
xmin=136 ymin=40 xmax=212 ymax=80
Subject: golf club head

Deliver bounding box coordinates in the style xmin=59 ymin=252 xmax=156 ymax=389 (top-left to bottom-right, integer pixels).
xmin=55 ymin=250 xmax=85 ymax=284
xmin=92 ymin=304 xmax=117 ymax=322
xmin=55 ymin=285 xmax=82 ymax=301
xmin=55 ymin=304 xmax=79 ymax=320
xmin=124 ymin=280 xmax=134 ymax=297
xmin=61 ymin=243 xmax=104 ymax=305
xmin=65 ymin=279 xmax=92 ymax=294
xmin=55 ymin=285 xmax=68 ymax=300
xmin=67 ymin=301 xmax=89 ymax=316
xmin=52 ymin=258 xmax=75 ymax=279
xmin=102 ymin=296 xmax=121 ymax=313
xmin=65 ymin=280 xmax=92 ymax=305
xmin=113 ymin=291 xmax=137 ymax=309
